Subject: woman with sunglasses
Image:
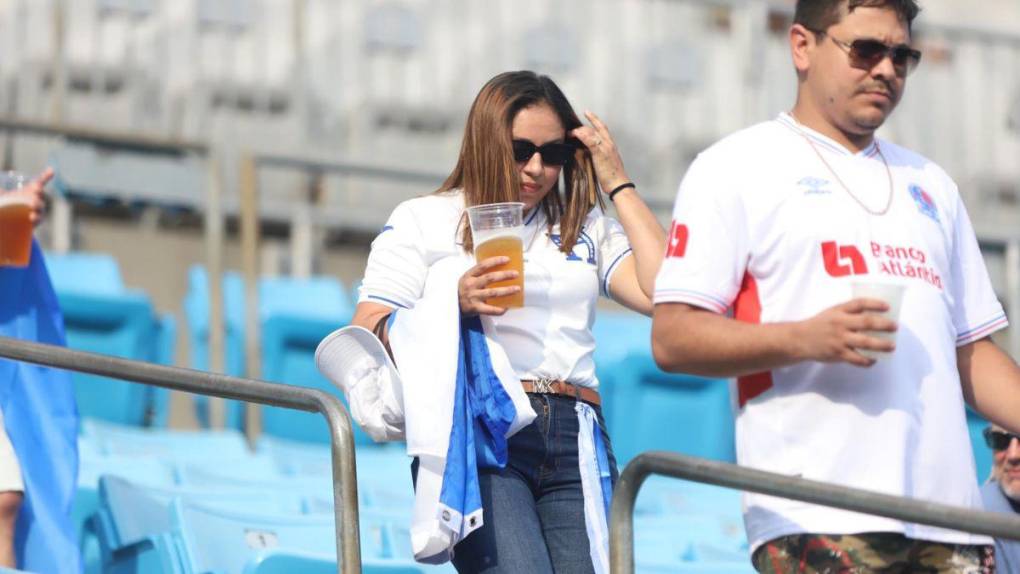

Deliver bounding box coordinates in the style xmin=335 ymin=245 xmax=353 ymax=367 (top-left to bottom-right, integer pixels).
xmin=351 ymin=70 xmax=665 ymax=573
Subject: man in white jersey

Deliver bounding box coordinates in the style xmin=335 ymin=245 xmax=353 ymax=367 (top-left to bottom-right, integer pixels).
xmin=651 ymin=0 xmax=1020 ymax=571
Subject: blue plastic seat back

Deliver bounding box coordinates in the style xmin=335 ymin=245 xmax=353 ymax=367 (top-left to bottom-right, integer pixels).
xmin=184 ymin=266 xmax=248 ymax=428
xmin=171 ymin=498 xmax=338 ymax=574
xmin=255 ymin=436 xmax=408 ymax=514
xmin=44 ymin=251 xmax=126 ymax=296
xmin=82 ymin=418 xmax=251 ymax=460
xmin=243 ymin=549 xmax=431 ymax=574
xmin=591 ymin=311 xmax=652 ymax=425
xmin=47 ymin=251 xmax=172 ymax=426
xmin=185 ymin=270 xmax=355 ymax=431
xmin=634 ymin=476 xmax=744 ymax=523
xmin=97 ymin=475 xmax=311 ymax=549
xmin=59 ymin=290 xmax=169 ymax=426
xmin=259 ymin=314 xmax=373 ymax=446
xmin=97 ymin=475 xmax=178 ymax=549
xmin=967 ymin=406 xmax=993 ymax=482
xmin=634 ymin=514 xmax=750 ymax=569
xmin=259 ymin=276 xmax=353 ymax=323
xmin=175 ymin=453 xmax=296 ymax=490
xmin=603 ymin=353 xmax=734 ymax=465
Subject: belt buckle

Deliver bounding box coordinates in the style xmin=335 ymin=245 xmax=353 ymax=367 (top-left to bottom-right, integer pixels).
xmin=534 ymin=377 xmax=555 ymax=394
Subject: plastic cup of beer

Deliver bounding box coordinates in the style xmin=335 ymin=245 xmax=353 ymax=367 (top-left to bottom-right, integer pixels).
xmin=851 ymin=281 xmax=905 ymax=360
xmin=467 ymin=202 xmax=524 ymax=308
xmin=0 ymin=171 xmax=33 ymax=268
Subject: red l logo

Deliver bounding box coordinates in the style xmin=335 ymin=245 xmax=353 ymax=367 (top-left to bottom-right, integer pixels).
xmin=822 ymin=241 xmax=868 ymax=277
xmin=666 ymin=221 xmax=689 ymax=258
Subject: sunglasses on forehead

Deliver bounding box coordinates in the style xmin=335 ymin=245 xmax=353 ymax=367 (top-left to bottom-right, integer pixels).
xmin=512 ymin=139 xmax=577 ymax=166
xmin=984 ymin=428 xmax=1020 ymax=451
xmin=810 ymin=29 xmax=922 ymax=75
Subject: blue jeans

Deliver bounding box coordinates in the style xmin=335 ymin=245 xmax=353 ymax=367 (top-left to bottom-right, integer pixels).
xmin=449 ymin=393 xmax=618 ymax=574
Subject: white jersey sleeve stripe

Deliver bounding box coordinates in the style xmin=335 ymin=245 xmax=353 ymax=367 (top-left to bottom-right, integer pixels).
xmin=365 ymin=294 xmax=410 ymax=310
xmin=653 ymin=288 xmax=729 ymax=313
xmin=601 ymin=249 xmax=632 ymax=297
xmin=956 ymin=312 xmax=1009 ymax=346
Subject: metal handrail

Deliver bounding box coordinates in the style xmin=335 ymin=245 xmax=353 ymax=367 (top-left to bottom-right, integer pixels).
xmin=610 ymin=451 xmax=1020 ymax=573
xmin=0 ymin=336 xmax=360 ymax=574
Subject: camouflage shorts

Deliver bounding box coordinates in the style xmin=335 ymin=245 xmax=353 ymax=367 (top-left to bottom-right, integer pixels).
xmin=751 ymin=532 xmax=996 ymax=573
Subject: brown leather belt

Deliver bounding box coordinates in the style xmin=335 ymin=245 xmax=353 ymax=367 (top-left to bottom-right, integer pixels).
xmin=521 ymin=379 xmax=600 ymax=406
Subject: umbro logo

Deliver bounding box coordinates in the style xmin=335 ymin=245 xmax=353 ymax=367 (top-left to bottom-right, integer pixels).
xmin=798 ymin=176 xmax=832 ymax=195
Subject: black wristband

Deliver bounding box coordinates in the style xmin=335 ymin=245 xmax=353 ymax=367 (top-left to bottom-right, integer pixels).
xmin=608 ymin=182 xmax=636 ymax=202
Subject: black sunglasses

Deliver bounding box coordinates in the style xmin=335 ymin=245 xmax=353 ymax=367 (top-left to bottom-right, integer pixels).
xmin=811 ymin=30 xmax=922 ymax=75
xmin=983 ymin=428 xmax=1020 ymax=451
xmin=512 ymin=139 xmax=576 ymax=166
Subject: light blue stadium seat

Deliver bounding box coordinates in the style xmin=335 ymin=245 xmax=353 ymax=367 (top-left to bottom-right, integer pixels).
xmin=634 ymin=515 xmax=750 ymax=571
xmin=171 ymin=498 xmax=339 ymax=574
xmin=85 ymin=475 xmax=313 ymax=574
xmin=968 ymin=406 xmax=993 ymax=482
xmin=184 ymin=268 xmax=356 ymax=433
xmin=592 ymin=311 xmax=652 ymax=367
xmin=602 ymin=353 xmax=734 ymax=465
xmin=183 ymin=266 xmax=247 ymax=428
xmin=175 ymin=455 xmax=296 ymax=490
xmin=255 ymin=435 xmax=409 ymax=514
xmin=634 ymin=476 xmax=744 ymax=523
xmin=245 ymin=549 xmax=432 ymax=574
xmin=591 ymin=311 xmax=653 ymax=426
xmin=75 ymin=454 xmax=180 ymax=574
xmin=259 ymin=276 xmax=354 ymax=322
xmin=256 ymin=434 xmax=403 ymax=478
xmin=46 ymin=251 xmax=174 ymax=426
xmin=636 ymin=562 xmax=755 ymax=573
xmin=259 ymin=314 xmax=371 ymax=445
xmin=44 ymin=252 xmax=126 ymax=295
xmin=82 ymin=475 xmax=184 ymax=574
xmin=81 ymin=418 xmax=250 ymax=460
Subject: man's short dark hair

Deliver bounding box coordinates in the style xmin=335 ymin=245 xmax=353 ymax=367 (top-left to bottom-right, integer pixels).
xmin=794 ymin=0 xmax=921 ymax=33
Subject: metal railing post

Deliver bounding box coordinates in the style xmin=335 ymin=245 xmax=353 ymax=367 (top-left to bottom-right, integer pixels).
xmin=204 ymin=149 xmax=227 ymax=428
xmin=239 ymin=153 xmax=263 ymax=444
xmin=0 ymin=336 xmax=361 ymax=573
xmin=610 ymin=451 xmax=1020 ymax=574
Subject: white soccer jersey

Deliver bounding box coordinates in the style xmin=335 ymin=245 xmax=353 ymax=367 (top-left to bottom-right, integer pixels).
xmin=360 ymin=190 xmax=633 ymax=389
xmin=654 ymin=113 xmax=1009 ymax=551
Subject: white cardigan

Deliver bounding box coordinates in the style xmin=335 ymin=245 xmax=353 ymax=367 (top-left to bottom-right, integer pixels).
xmin=387 ymin=254 xmax=536 ymax=562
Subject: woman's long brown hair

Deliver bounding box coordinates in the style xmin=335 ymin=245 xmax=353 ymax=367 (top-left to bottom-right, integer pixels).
xmin=436 ymin=71 xmax=603 ymax=253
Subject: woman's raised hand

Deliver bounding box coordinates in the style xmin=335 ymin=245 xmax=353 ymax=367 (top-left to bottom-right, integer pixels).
xmin=570 ymin=111 xmax=631 ymax=196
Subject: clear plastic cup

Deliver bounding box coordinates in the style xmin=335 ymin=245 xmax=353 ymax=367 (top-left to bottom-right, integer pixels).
xmin=0 ymin=171 xmax=32 ymax=267
xmin=466 ymin=202 xmax=524 ymax=308
xmin=851 ymin=281 xmax=905 ymax=360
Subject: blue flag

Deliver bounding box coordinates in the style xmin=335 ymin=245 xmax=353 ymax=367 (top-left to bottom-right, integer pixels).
xmin=0 ymin=241 xmax=81 ymax=573
xmin=438 ymin=315 xmax=517 ymax=541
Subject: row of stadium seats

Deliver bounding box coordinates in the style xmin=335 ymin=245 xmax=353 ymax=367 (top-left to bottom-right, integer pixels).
xmin=76 ymin=421 xmax=437 ymax=573
xmin=76 ymin=420 xmax=754 ymax=573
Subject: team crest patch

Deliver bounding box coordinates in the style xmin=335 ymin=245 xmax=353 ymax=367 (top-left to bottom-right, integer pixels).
xmin=908 ymin=184 xmax=939 ymax=223
xmin=798 ymin=177 xmax=831 ymax=195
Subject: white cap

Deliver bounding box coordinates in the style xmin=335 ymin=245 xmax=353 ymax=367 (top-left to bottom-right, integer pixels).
xmin=314 ymin=325 xmax=405 ymax=442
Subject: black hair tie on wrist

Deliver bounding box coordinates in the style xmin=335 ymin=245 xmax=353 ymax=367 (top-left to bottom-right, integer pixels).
xmin=608 ymin=182 xmax=636 ymax=202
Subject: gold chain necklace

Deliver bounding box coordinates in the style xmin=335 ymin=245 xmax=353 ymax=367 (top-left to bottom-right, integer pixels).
xmin=790 ymin=115 xmax=895 ymax=216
